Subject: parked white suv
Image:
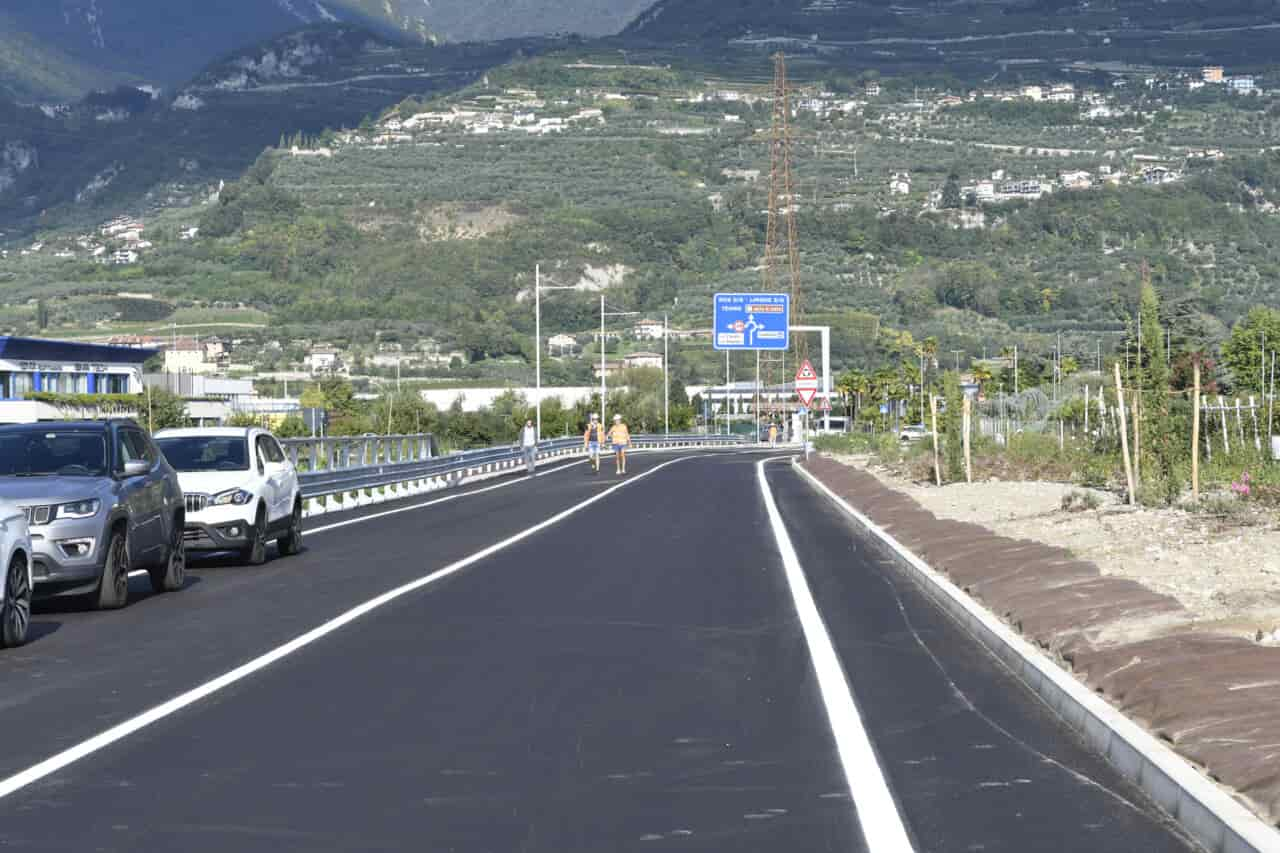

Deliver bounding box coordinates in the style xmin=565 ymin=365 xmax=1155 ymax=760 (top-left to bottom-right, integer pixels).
xmin=154 ymin=427 xmax=302 ymax=565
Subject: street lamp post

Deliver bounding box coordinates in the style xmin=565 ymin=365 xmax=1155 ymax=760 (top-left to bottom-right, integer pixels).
xmin=663 ymin=313 xmax=669 ymax=436
xmin=533 ymin=264 xmax=578 ymax=440
xmin=599 ymin=297 xmax=639 ymax=427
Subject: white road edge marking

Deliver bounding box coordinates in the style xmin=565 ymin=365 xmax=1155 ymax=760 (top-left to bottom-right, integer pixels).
xmin=755 ymin=458 xmax=916 ymax=853
xmin=0 ymin=454 xmax=698 ymax=801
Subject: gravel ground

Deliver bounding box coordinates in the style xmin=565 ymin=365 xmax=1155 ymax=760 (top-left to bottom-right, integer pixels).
xmin=829 ymin=453 xmax=1280 ymax=644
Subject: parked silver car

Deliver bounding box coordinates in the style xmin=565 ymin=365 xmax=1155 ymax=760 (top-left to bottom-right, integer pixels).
xmin=0 ymin=498 xmax=31 ymax=647
xmin=0 ymin=420 xmax=186 ymax=609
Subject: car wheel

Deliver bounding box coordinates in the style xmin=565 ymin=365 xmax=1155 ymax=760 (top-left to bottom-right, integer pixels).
xmin=241 ymin=509 xmax=267 ymax=566
xmin=149 ymin=522 xmax=186 ymax=593
xmin=95 ymin=529 xmax=130 ymax=610
xmin=2 ymin=552 xmax=31 ymax=648
xmin=276 ymin=502 xmax=303 ymax=557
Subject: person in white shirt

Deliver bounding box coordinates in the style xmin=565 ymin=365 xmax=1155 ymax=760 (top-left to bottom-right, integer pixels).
xmin=520 ymin=419 xmax=538 ymax=475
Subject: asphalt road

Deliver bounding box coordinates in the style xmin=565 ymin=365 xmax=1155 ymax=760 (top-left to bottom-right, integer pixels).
xmin=0 ymin=450 xmax=1201 ymax=852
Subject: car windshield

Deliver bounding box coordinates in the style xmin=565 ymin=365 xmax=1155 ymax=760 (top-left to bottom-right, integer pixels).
xmin=156 ymin=436 xmax=250 ymax=472
xmin=0 ymin=430 xmax=108 ymax=477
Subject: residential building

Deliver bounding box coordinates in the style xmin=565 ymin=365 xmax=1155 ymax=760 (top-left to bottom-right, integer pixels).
xmin=1202 ymin=66 xmax=1224 ymax=83
xmin=1060 ymin=170 xmax=1093 ymax=190
xmin=1141 ymin=166 xmax=1181 ymax=185
xmin=547 ymin=333 xmax=578 ymax=355
xmin=889 ymin=172 xmax=911 ymax=195
xmin=163 ymin=339 xmax=216 ymax=375
xmin=1229 ymin=76 xmax=1256 ymax=94
xmin=111 ymin=249 xmax=139 ymax=265
xmin=593 ymin=360 xmax=624 ymax=379
xmin=305 ymin=348 xmax=341 ymax=374
xmin=1047 ymin=84 xmax=1075 ymax=102
xmin=0 ymin=336 xmax=155 ymax=422
xmin=1021 ymin=85 xmax=1043 ymax=102
xmin=865 ymin=82 xmax=881 ymax=97
xmin=624 ymin=352 xmax=664 ymax=370
xmin=633 ymin=319 xmax=666 ymax=340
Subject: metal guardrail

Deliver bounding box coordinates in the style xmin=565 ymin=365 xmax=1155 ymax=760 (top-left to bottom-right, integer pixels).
xmin=280 ymin=433 xmax=440 ymax=473
xmin=296 ymin=433 xmax=748 ymax=516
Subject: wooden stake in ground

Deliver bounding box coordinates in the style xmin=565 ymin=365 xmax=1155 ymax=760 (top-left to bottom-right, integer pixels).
xmin=1084 ymin=385 xmax=1090 ymax=437
xmin=962 ymin=396 xmax=972 ymax=484
xmin=1250 ymin=395 xmax=1261 ymax=452
xmin=1236 ymin=398 xmax=1245 ymax=447
xmin=1192 ymin=360 xmax=1201 ymax=502
xmin=1270 ymin=350 xmax=1277 ymax=452
xmin=930 ymin=394 xmax=942 ymax=487
xmin=1132 ymin=389 xmax=1141 ymax=485
xmin=1115 ymin=363 xmax=1136 ymax=505
xmin=1219 ymin=395 xmax=1230 ymax=454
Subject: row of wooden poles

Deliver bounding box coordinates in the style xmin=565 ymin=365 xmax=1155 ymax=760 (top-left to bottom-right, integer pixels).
xmin=922 ymin=361 xmax=1264 ymax=502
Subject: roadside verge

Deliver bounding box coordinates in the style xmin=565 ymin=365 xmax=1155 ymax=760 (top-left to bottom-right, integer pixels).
xmin=794 ymin=455 xmax=1280 ymax=853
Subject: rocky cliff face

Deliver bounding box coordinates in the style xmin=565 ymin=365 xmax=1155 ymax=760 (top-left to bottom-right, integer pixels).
xmin=0 ymin=0 xmax=650 ymax=100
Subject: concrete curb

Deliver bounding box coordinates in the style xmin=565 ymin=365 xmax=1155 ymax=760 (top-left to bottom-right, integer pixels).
xmin=793 ymin=459 xmax=1280 ymax=853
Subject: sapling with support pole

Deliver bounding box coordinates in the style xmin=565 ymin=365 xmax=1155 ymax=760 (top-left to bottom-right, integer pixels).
xmin=930 ymin=395 xmax=942 ymax=487
xmin=1270 ymin=351 xmax=1277 ymax=447
xmin=1250 ymin=396 xmax=1261 ymax=452
xmin=1192 ymin=360 xmax=1201 ymax=502
xmin=1114 ymin=363 xmax=1136 ymax=506
xmin=962 ymin=396 xmax=973 ymax=484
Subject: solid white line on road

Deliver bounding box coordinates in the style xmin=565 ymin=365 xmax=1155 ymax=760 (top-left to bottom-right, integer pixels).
xmin=755 ymin=458 xmax=916 ymax=853
xmin=0 ymin=454 xmax=695 ymax=801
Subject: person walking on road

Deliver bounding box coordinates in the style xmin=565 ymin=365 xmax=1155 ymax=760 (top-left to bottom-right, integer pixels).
xmin=768 ymin=422 xmax=779 ymax=447
xmin=583 ymin=413 xmax=605 ymax=473
xmin=607 ymin=414 xmax=630 ymax=475
xmin=520 ymin=419 xmax=538 ymax=476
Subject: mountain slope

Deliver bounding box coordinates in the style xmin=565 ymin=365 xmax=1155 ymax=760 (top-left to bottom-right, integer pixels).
xmin=0 ymin=27 xmax=535 ymax=233
xmin=0 ymin=0 xmax=650 ymax=102
xmin=625 ymin=0 xmax=1280 ymax=64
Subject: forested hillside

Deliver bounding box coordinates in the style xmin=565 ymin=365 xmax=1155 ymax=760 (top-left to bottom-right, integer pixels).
xmin=7 ymin=50 xmax=1280 ymax=387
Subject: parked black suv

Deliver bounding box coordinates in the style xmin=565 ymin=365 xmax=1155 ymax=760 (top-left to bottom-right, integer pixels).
xmin=0 ymin=419 xmax=186 ymax=609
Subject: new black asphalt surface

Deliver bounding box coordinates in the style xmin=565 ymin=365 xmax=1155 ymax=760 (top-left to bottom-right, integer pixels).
xmin=0 ymin=451 xmax=1201 ymax=852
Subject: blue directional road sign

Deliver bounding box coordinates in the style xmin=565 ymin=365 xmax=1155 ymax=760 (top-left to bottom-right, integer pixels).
xmin=713 ymin=293 xmax=790 ymax=351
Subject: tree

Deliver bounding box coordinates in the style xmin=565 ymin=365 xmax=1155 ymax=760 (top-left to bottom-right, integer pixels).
xmin=275 ymin=416 xmax=309 ymax=438
xmin=940 ymin=371 xmax=965 ymax=483
xmin=1221 ymin=306 xmax=1280 ymax=393
xmin=941 ymin=173 xmax=962 ymax=210
xmin=141 ymin=388 xmax=190 ymax=432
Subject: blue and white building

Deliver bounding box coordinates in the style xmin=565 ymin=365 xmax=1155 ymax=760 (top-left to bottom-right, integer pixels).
xmin=0 ymin=336 xmax=156 ymax=423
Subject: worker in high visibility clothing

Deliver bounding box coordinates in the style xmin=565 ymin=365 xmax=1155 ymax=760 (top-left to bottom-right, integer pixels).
xmin=583 ymin=413 xmax=605 ymax=473
xmin=607 ymin=413 xmax=631 ymax=475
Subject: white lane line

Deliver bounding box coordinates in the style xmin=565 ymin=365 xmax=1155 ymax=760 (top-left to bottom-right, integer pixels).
xmin=0 ymin=454 xmax=694 ymax=801
xmin=755 ymin=459 xmax=916 ymax=853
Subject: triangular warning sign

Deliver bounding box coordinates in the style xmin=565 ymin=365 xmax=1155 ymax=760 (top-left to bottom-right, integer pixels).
xmin=795 ymin=359 xmax=819 ymax=407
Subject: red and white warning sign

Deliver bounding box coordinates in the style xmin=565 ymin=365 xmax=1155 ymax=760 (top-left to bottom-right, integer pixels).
xmin=794 ymin=359 xmax=819 ymax=407
xmin=819 ymin=396 xmax=832 ymax=412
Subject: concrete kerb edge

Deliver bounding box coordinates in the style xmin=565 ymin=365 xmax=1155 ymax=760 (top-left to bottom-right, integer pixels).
xmin=791 ymin=459 xmax=1280 ymax=853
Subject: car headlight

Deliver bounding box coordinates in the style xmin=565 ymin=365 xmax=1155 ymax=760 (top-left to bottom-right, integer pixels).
xmin=55 ymin=499 xmax=100 ymax=520
xmin=212 ymin=489 xmax=253 ymax=506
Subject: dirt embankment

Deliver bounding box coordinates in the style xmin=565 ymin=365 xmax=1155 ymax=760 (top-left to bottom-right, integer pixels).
xmin=830 ymin=453 xmax=1280 ymax=642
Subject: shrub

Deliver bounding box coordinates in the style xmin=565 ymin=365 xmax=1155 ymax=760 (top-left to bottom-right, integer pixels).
xmin=1061 ymin=489 xmax=1102 ymax=512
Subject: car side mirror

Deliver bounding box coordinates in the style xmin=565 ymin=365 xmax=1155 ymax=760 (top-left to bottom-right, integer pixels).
xmin=123 ymin=460 xmax=150 ymax=477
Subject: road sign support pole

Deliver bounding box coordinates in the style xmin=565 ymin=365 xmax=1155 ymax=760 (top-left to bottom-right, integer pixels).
xmin=535 ymin=264 xmax=542 ymax=441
